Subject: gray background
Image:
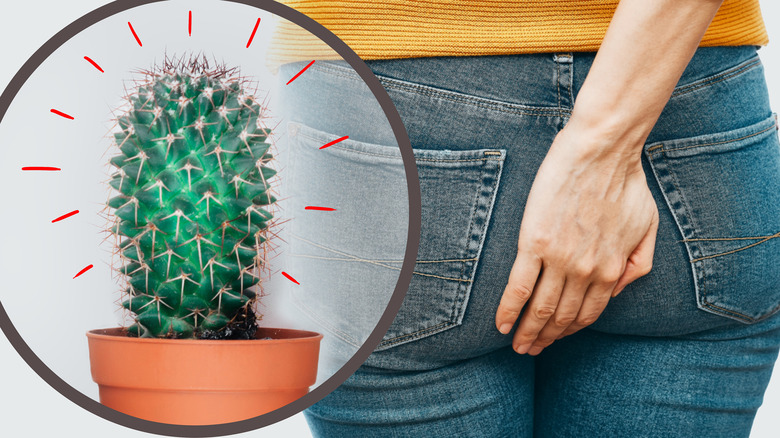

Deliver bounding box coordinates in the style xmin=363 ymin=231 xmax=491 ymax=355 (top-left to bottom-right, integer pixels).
xmin=1 ymin=1 xmax=778 ymax=437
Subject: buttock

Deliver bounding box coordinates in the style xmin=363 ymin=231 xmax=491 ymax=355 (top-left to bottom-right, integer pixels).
xmin=276 ymin=45 xmax=780 ymax=374
xmin=591 ymin=49 xmax=780 ymax=335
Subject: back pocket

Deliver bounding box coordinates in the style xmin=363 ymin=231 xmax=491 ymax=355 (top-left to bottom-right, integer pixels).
xmin=285 ymin=121 xmax=505 ymax=351
xmin=644 ymin=114 xmax=780 ymax=323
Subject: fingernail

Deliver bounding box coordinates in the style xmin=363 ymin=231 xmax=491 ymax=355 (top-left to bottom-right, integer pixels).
xmin=528 ymin=345 xmax=543 ymax=356
xmin=499 ymin=323 xmax=512 ymax=334
xmin=515 ymin=343 xmax=531 ymax=354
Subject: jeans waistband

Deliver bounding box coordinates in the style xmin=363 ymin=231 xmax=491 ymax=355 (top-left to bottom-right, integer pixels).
xmin=298 ymin=45 xmax=761 ymax=113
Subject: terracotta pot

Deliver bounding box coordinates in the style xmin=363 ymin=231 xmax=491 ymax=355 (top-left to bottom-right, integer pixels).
xmin=86 ymin=327 xmax=323 ymax=425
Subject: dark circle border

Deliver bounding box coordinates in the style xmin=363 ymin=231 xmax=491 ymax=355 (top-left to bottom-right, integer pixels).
xmin=0 ymin=0 xmax=420 ymax=436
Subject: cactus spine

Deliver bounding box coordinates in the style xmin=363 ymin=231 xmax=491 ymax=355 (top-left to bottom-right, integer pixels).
xmin=107 ymin=56 xmax=276 ymax=339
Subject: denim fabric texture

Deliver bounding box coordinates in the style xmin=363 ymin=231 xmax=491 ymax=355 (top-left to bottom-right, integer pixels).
xmin=276 ymin=45 xmax=780 ymax=437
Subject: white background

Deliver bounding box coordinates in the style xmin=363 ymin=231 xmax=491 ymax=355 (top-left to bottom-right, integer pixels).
xmin=0 ymin=1 xmax=778 ymax=437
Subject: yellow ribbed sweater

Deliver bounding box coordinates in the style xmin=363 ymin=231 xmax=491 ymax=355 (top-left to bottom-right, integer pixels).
xmin=266 ymin=0 xmax=767 ymax=71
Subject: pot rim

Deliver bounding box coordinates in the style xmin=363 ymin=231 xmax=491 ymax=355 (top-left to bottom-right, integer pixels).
xmin=87 ymin=327 xmax=323 ymax=344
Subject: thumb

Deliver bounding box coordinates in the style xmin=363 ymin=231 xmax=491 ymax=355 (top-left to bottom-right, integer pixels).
xmin=496 ymin=249 xmax=542 ymax=334
xmin=612 ymin=209 xmax=659 ymax=297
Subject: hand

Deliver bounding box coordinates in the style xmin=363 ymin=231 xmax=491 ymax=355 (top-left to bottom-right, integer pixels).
xmin=494 ymin=123 xmax=659 ymax=355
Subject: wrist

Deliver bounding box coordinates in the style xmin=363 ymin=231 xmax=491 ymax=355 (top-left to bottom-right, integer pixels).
xmin=561 ymin=106 xmax=653 ymax=167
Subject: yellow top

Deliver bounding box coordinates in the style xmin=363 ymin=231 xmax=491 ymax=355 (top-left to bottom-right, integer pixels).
xmin=266 ymin=0 xmax=768 ymax=71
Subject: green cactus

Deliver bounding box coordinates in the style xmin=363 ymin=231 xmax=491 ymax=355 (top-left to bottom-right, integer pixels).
xmin=107 ymin=57 xmax=276 ymax=339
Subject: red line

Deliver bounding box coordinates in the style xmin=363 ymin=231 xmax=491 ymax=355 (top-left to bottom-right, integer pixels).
xmin=188 ymin=11 xmax=192 ymax=36
xmin=128 ymin=22 xmax=142 ymax=46
xmin=73 ymin=264 xmax=94 ymax=279
xmin=281 ymin=271 xmax=300 ymax=285
xmin=319 ymin=135 xmax=349 ymax=149
xmin=83 ymin=56 xmax=104 ymax=72
xmin=52 ymin=210 xmax=79 ymax=223
xmin=22 ymin=167 xmax=61 ymax=171
xmin=286 ymin=60 xmax=315 ymax=85
xmin=246 ymin=18 xmax=261 ymax=48
xmin=305 ymin=206 xmax=337 ymax=211
xmin=51 ymin=109 xmax=74 ymax=120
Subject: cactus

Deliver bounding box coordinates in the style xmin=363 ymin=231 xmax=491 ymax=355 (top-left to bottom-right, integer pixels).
xmin=106 ymin=56 xmax=277 ymax=339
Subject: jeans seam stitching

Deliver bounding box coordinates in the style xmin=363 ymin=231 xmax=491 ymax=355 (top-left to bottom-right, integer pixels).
xmin=697 ymin=271 xmax=757 ymax=323
xmin=308 ymin=62 xmax=567 ymax=116
xmin=567 ymin=54 xmax=574 ymax=106
xmin=651 ymin=144 xmax=770 ymax=324
xmin=379 ymin=321 xmax=455 ymax=347
xmin=671 ymin=57 xmax=761 ymax=98
xmin=700 ymin=300 xmax=754 ymax=322
xmin=451 ymin=165 xmax=484 ymax=324
xmin=556 ymin=60 xmax=561 ymax=110
xmin=378 ymin=189 xmax=481 ymax=348
xmin=456 ymin=158 xmax=504 ymax=328
xmin=644 ymin=149 xmax=760 ymax=324
xmin=649 ymin=123 xmax=775 ymax=156
xmin=378 ymin=160 xmax=503 ymax=349
xmin=296 ymin=129 xmax=506 ymax=161
xmin=666 ymin=158 xmax=700 ymax=246
xmin=703 ymin=300 xmax=780 ymax=323
xmin=700 ymin=258 xmax=711 ymax=319
xmin=380 ymin=80 xmax=570 ymax=117
xmin=651 ymin=152 xmax=710 ymax=315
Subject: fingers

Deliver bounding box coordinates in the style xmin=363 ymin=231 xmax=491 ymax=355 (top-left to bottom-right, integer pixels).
xmin=527 ymin=276 xmax=588 ymax=354
xmin=555 ymin=209 xmax=660 ymax=341
xmin=511 ymin=265 xmax=565 ymax=354
xmin=499 ymin=204 xmax=660 ymax=351
xmin=612 ymin=209 xmax=659 ymax=297
xmin=557 ymin=279 xmax=617 ymax=339
xmin=520 ymin=259 xmax=619 ymax=353
xmin=496 ymin=251 xmax=542 ymax=334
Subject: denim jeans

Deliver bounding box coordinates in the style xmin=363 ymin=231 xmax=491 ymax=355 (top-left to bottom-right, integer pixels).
xmin=276 ymin=45 xmax=780 ymax=437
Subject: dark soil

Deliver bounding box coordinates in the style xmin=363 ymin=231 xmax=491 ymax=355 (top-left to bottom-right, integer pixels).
xmin=124 ymin=306 xmax=261 ymax=339
xmin=197 ymin=306 xmax=259 ymax=340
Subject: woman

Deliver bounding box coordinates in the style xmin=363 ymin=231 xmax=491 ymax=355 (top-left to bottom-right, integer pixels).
xmin=270 ymin=0 xmax=780 ymax=436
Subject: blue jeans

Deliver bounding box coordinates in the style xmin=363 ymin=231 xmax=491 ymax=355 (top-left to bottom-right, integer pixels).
xmin=276 ymin=45 xmax=780 ymax=437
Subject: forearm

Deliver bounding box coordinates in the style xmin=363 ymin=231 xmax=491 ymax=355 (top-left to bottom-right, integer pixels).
xmin=567 ymin=0 xmax=724 ymax=161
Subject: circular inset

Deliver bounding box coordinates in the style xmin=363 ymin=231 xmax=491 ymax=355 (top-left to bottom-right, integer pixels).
xmin=0 ymin=0 xmax=420 ymax=435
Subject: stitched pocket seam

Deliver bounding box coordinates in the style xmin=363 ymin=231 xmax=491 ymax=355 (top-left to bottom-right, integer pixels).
xmin=376 ymin=153 xmax=505 ymax=350
xmin=671 ymin=56 xmax=761 ymax=98
xmin=296 ymin=128 xmax=503 ymax=163
xmin=648 ymin=123 xmax=776 ymax=157
xmin=287 ymin=118 xmax=507 ymax=349
xmin=309 ymin=61 xmax=569 ymax=118
xmin=644 ymin=114 xmax=780 ymax=324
